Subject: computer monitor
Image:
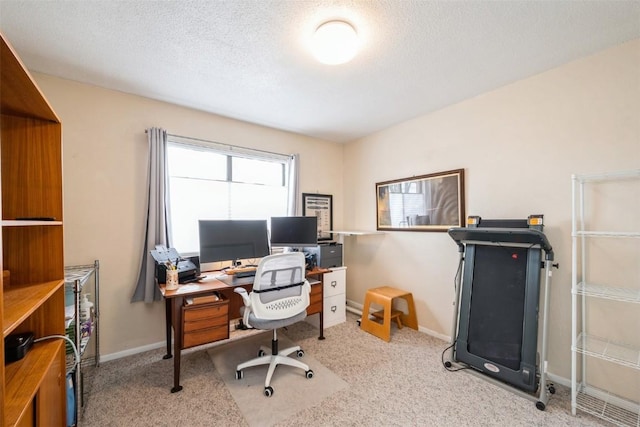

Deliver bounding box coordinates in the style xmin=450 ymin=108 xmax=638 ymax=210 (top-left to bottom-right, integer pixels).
xmin=270 ymin=216 xmax=318 ymax=248
xmin=198 ymin=219 xmax=270 ymax=265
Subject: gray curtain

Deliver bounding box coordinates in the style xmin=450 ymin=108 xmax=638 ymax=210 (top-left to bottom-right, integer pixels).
xmin=287 ymin=154 xmax=299 ymax=215
xmin=131 ymin=128 xmax=172 ymax=303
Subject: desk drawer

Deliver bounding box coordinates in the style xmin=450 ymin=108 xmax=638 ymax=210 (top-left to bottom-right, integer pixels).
xmin=183 ymin=325 xmax=229 ymax=348
xmin=184 ymin=313 xmax=228 ymax=332
xmin=182 ymin=301 xmax=229 ymax=348
xmin=183 ymin=302 xmax=228 ymax=324
xmin=308 ymin=283 xmax=322 ymax=315
xmin=307 ymin=300 xmax=323 ymax=316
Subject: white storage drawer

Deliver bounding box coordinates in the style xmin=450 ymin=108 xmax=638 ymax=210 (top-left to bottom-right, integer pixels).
xmin=306 ymin=266 xmax=347 ymax=329
xmin=323 ymin=293 xmax=346 ymax=328
xmin=323 ymin=267 xmax=346 ymax=298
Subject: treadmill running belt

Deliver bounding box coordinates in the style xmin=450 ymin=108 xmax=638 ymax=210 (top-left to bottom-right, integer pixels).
xmin=467 ymin=245 xmax=527 ymax=370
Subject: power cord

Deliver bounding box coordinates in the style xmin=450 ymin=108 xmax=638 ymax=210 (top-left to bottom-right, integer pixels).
xmin=35 ymin=334 xmax=79 ymax=373
xmin=441 ymin=341 xmax=470 ymax=372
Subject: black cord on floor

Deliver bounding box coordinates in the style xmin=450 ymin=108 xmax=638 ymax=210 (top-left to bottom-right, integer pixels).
xmin=441 ymin=341 xmax=470 ymax=372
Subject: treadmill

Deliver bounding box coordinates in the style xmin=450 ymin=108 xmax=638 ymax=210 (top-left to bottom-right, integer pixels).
xmin=446 ymin=215 xmax=557 ymax=410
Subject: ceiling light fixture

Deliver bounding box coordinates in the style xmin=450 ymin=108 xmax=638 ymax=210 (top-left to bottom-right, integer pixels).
xmin=311 ymin=20 xmax=359 ymax=65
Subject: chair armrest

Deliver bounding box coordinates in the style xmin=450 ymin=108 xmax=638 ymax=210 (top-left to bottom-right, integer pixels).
xmin=234 ymin=287 xmax=251 ymax=306
xmin=234 ymin=287 xmax=253 ymax=328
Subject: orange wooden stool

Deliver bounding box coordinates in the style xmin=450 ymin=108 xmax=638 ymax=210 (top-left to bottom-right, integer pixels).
xmin=360 ymin=286 xmax=418 ymax=342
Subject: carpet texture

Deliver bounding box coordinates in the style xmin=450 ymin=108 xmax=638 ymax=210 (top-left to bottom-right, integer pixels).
xmin=80 ymin=312 xmax=610 ymax=426
xmin=207 ymin=332 xmax=348 ymax=427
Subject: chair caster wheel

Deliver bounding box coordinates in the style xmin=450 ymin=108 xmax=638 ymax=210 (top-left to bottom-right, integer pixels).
xmin=235 ymin=370 xmax=243 ymax=380
xmin=306 ymin=369 xmax=314 ymax=379
xmin=258 ymin=349 xmax=265 ymax=357
xmin=297 ymin=349 xmax=304 ymax=358
xmin=264 ymin=386 xmax=274 ymax=397
xmin=357 ymin=319 xmax=361 ymax=326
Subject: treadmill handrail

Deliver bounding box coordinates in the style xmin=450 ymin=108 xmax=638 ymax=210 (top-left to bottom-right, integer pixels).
xmin=448 ymin=227 xmax=553 ymax=255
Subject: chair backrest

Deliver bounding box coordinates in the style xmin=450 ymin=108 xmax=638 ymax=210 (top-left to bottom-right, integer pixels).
xmin=249 ymin=252 xmax=311 ymax=320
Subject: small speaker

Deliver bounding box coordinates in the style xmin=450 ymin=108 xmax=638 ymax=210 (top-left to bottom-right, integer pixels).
xmin=5 ymin=332 xmax=34 ymax=363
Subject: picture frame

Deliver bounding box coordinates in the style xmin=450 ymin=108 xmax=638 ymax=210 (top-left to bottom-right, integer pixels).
xmin=302 ymin=193 xmax=333 ymax=241
xmin=376 ymin=169 xmax=465 ymax=232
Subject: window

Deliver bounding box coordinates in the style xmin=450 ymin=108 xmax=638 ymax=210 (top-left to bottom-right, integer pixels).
xmin=167 ymin=137 xmax=293 ymax=254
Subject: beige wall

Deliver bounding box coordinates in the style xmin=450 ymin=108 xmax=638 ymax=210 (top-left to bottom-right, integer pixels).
xmin=343 ymin=38 xmax=639 ymax=392
xmin=33 ymin=74 xmax=344 ymax=358
xmin=32 ymin=38 xmax=638 ymax=394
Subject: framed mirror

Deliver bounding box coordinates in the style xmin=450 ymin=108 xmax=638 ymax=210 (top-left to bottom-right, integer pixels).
xmin=376 ymin=169 xmax=465 ymax=232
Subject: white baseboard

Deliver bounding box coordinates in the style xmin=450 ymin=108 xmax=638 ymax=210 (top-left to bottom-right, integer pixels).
xmin=100 ymin=340 xmax=166 ymax=363
xmin=346 ymin=300 xmax=451 ymax=342
xmin=546 ymin=372 xmax=570 ymax=388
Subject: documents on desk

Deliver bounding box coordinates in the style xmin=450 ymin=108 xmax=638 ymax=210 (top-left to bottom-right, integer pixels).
xmin=185 ymin=293 xmax=220 ymax=305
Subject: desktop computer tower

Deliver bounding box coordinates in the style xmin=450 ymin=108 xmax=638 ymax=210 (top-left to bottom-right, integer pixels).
xmin=304 ymin=243 xmax=343 ymax=268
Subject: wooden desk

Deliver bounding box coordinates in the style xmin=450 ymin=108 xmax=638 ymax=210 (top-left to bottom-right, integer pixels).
xmin=159 ymin=268 xmax=328 ymax=392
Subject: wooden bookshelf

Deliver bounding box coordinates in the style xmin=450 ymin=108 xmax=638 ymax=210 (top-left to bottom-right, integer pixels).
xmin=1 ymin=32 xmax=66 ymax=426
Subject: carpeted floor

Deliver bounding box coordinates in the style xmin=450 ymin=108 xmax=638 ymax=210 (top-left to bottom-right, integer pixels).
xmin=208 ymin=332 xmax=348 ymax=426
xmin=80 ymin=312 xmax=611 ymax=426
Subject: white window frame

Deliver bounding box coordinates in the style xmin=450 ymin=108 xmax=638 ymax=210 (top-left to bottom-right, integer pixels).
xmin=166 ymin=135 xmax=294 ymax=262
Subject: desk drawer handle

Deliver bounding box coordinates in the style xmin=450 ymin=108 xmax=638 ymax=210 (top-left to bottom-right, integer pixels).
xmin=331 ymin=280 xmax=337 ymax=288
xmin=331 ymin=305 xmax=337 ymax=312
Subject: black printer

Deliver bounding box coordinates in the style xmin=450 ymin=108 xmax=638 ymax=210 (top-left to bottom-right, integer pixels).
xmin=150 ymin=246 xmax=200 ymax=284
xmin=304 ymin=243 xmax=343 ymax=269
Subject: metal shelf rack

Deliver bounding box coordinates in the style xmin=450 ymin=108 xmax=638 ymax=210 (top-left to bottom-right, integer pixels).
xmin=571 ymin=170 xmax=640 ymax=427
xmin=65 ymin=260 xmax=100 ymax=426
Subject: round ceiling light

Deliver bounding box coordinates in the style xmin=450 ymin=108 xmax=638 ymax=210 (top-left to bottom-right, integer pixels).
xmin=311 ymin=20 xmax=359 ymax=65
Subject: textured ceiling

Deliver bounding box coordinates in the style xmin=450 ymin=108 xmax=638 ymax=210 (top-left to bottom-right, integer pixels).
xmin=1 ymin=1 xmax=639 ymax=142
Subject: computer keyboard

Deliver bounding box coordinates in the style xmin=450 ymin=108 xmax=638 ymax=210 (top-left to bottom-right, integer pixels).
xmin=234 ymin=270 xmax=256 ymax=278
xmin=226 ymin=266 xmax=257 ymax=278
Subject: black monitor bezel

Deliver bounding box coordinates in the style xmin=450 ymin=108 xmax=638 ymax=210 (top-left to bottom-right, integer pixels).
xmin=270 ymin=216 xmax=318 ymax=248
xmin=198 ymin=219 xmax=270 ymax=264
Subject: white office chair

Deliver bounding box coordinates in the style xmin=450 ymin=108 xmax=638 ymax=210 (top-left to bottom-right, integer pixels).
xmin=234 ymin=252 xmax=314 ymax=397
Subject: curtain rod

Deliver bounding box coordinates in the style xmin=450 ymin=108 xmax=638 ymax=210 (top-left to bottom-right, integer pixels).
xmin=145 ymin=129 xmax=293 ymax=159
